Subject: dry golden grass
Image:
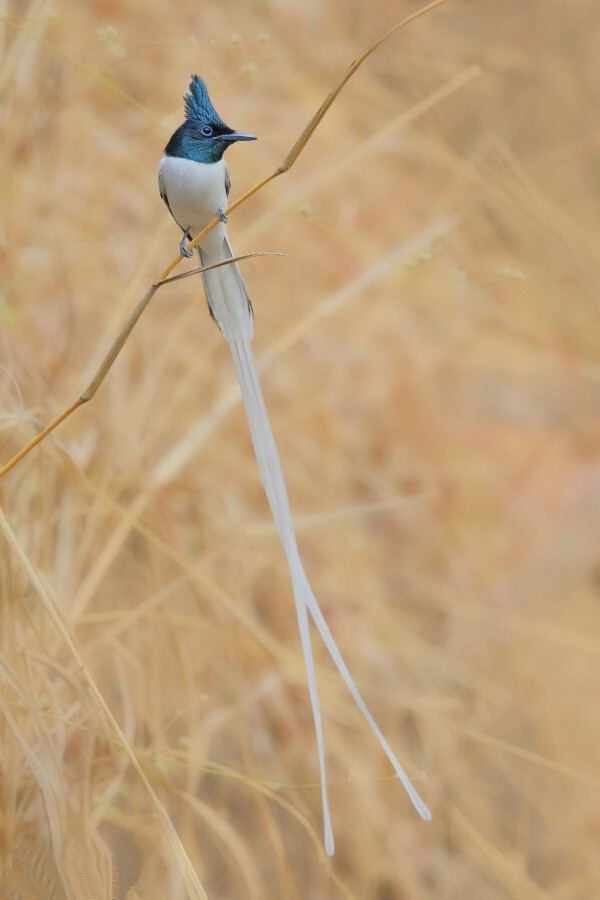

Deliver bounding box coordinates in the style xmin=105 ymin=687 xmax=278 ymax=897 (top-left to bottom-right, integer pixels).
xmin=1 ymin=1 xmax=599 ymax=897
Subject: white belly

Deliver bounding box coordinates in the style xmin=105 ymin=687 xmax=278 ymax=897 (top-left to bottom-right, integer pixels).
xmin=158 ymin=155 xmax=228 ymax=252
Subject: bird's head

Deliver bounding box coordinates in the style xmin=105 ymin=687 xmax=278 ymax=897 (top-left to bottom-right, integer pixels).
xmin=178 ymin=75 xmax=256 ymax=162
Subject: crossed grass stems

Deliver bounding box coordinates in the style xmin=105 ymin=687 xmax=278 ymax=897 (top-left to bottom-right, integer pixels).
xmin=0 ymin=0 xmax=450 ymax=479
xmin=2 ymin=1 xmax=451 ymax=896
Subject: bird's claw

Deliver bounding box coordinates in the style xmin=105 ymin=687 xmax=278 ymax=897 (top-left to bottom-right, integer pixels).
xmin=217 ymin=208 xmax=228 ymax=224
xmin=180 ymin=230 xmax=195 ymax=258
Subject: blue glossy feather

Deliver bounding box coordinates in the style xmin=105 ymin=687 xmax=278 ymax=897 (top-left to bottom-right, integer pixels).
xmin=184 ymin=75 xmax=227 ymax=128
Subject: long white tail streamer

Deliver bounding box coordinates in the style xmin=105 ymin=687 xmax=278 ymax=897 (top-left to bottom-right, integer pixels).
xmin=227 ymin=332 xmax=431 ymax=856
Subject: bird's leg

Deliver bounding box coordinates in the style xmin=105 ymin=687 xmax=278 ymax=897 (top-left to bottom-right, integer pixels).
xmin=217 ymin=208 xmax=228 ymax=224
xmin=179 ymin=228 xmax=195 ymax=258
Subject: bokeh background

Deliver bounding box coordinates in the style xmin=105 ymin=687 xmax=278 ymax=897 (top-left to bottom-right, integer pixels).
xmin=1 ymin=0 xmax=599 ymax=897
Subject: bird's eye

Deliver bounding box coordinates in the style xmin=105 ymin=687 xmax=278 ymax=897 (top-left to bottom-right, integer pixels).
xmin=201 ymin=125 xmax=213 ymax=136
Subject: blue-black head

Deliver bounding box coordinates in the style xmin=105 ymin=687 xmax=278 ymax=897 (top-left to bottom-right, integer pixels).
xmin=165 ymin=75 xmax=256 ymax=164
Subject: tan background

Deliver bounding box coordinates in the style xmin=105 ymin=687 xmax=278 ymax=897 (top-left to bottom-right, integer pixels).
xmin=1 ymin=1 xmax=599 ymax=897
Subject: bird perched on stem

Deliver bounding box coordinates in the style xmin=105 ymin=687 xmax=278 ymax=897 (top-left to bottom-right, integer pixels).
xmin=158 ymin=76 xmax=431 ymax=857
xmin=158 ymin=74 xmax=256 ymax=340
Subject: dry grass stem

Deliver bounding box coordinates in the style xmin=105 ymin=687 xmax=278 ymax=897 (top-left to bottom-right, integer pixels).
xmin=1 ymin=0 xmax=598 ymax=896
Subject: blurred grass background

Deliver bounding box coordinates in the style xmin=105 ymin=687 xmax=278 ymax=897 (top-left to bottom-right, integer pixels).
xmin=1 ymin=0 xmax=599 ymax=897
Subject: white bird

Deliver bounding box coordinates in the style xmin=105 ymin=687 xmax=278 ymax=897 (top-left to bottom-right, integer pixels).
xmin=158 ymin=74 xmax=431 ymax=856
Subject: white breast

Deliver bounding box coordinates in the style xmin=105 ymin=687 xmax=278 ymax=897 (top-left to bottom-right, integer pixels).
xmin=158 ymin=155 xmax=228 ymax=245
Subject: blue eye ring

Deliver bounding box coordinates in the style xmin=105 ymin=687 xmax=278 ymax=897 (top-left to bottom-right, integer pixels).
xmin=201 ymin=125 xmax=213 ymax=136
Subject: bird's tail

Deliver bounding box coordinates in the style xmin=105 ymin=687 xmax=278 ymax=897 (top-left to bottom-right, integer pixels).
xmin=228 ymin=332 xmax=431 ymax=857
xmin=199 ymin=234 xmax=254 ymax=342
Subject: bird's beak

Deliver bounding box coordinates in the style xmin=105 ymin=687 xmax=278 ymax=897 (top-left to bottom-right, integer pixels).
xmin=218 ymin=131 xmax=257 ymax=142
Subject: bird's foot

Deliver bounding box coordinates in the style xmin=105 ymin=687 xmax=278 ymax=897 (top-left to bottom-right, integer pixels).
xmin=217 ymin=208 xmax=228 ymax=224
xmin=179 ymin=229 xmax=195 ymax=259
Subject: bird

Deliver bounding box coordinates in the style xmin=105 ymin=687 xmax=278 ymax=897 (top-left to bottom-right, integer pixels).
xmin=158 ymin=75 xmax=257 ymax=342
xmin=158 ymin=76 xmax=431 ymax=857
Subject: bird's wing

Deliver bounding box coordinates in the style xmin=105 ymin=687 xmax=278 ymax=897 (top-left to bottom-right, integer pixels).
xmin=158 ymin=162 xmax=175 ymax=219
xmin=224 ymin=166 xmax=231 ymax=197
